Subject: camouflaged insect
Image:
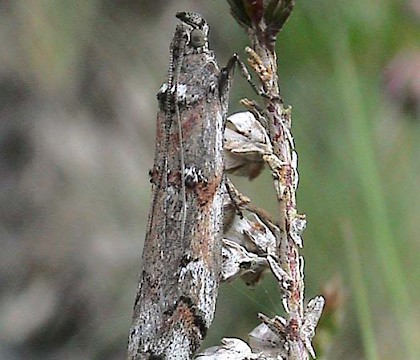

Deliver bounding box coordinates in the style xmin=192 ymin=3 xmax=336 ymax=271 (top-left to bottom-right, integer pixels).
xmin=128 ymin=12 xmax=234 ymax=360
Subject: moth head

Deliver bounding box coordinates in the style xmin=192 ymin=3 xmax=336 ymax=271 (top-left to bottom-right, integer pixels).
xmin=176 ymin=12 xmax=209 ymax=50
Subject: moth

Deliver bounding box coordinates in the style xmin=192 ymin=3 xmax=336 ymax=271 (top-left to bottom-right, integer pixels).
xmin=128 ymin=12 xmax=234 ymax=359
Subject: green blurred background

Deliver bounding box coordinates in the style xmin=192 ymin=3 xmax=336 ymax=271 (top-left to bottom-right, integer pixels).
xmin=1 ymin=1 xmax=419 ymax=359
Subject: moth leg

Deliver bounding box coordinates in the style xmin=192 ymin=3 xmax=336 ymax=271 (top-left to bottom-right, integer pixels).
xmin=224 ymin=176 xmax=244 ymax=218
xmin=220 ymin=54 xmax=277 ymax=100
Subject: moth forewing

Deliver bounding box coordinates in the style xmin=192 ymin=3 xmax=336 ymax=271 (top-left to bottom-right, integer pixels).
xmin=128 ymin=12 xmax=229 ymax=360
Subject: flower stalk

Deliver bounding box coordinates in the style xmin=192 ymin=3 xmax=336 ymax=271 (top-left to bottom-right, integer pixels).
xmin=198 ymin=1 xmax=324 ymax=358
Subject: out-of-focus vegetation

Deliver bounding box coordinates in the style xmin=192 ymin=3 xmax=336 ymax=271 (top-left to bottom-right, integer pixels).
xmin=0 ymin=1 xmax=419 ymax=359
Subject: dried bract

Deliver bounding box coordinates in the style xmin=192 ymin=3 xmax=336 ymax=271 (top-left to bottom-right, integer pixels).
xmin=221 ymin=238 xmax=268 ymax=284
xmin=301 ymin=296 xmax=325 ymax=358
xmin=224 ymin=111 xmax=272 ymax=179
xmin=195 ymin=337 xmax=258 ymax=359
xmin=249 ymin=322 xmax=287 ymax=359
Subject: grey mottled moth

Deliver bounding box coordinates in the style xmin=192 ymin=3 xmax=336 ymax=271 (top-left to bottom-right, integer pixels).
xmin=127 ymin=12 xmax=234 ymax=360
